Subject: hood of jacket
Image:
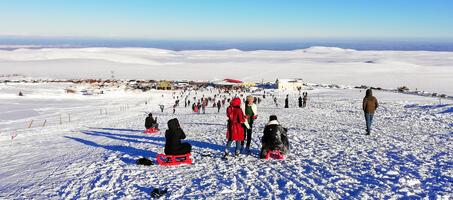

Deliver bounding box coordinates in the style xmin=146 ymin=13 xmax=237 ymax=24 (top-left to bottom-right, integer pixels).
xmin=167 ymin=118 xmax=180 ymax=131
xmin=231 ymin=98 xmax=241 ymax=107
xmin=366 ymin=89 xmax=373 ymax=97
xmin=267 ymin=120 xmax=279 ymax=126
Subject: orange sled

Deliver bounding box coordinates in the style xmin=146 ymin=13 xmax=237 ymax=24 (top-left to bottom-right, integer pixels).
xmin=156 ymin=153 xmax=192 ymax=166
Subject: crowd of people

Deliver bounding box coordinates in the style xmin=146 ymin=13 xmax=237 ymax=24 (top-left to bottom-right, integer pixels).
xmin=145 ymin=88 xmax=379 ymax=159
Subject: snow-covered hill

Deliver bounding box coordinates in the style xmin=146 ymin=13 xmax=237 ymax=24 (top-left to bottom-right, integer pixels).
xmin=0 ymin=86 xmax=451 ymax=199
xmin=1 ymin=47 xmax=452 ymax=94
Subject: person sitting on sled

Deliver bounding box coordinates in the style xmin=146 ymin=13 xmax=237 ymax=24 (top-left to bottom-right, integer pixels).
xmin=224 ymin=98 xmax=248 ymax=157
xmin=260 ymin=115 xmax=289 ymax=159
xmin=165 ymin=118 xmax=192 ymax=155
xmin=145 ymin=113 xmax=158 ymax=129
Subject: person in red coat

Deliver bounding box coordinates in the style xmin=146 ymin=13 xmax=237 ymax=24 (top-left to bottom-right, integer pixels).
xmin=224 ymin=97 xmax=247 ymax=157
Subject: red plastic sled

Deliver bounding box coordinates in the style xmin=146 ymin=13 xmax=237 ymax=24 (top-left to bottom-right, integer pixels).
xmin=144 ymin=128 xmax=159 ymax=134
xmin=265 ymin=150 xmax=285 ymax=160
xmin=156 ymin=153 xmax=192 ymax=166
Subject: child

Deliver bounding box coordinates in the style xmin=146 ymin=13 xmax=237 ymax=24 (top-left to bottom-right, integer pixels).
xmin=224 ymin=98 xmax=247 ymax=157
xmin=164 ymin=118 xmax=192 ymax=155
xmin=240 ymin=95 xmax=258 ymax=154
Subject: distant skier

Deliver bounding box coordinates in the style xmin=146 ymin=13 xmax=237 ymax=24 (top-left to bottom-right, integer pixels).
xmin=145 ymin=113 xmax=158 ymax=129
xmin=363 ymin=89 xmax=379 ymax=135
xmin=202 ymin=99 xmax=208 ymax=114
xmin=303 ymin=92 xmax=308 ymax=108
xmin=159 ymin=105 xmax=165 ymax=113
xmin=273 ymin=97 xmax=278 ymax=107
xmin=197 ymin=101 xmax=201 ymax=113
xmin=224 ymin=98 xmax=247 ymax=157
xmin=192 ymin=103 xmax=199 ymax=113
xmin=241 ymin=95 xmax=258 ymax=154
xmin=165 ymin=118 xmax=191 ymax=155
xmin=217 ymin=100 xmax=221 ymax=112
xmin=284 ymin=95 xmax=289 ymax=108
xmin=260 ymin=115 xmax=289 ymax=159
xmin=18 ymin=91 xmax=23 ymax=96
xmin=298 ymin=96 xmax=303 ymax=108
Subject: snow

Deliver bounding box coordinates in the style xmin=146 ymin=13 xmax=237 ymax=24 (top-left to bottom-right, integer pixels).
xmin=0 ymin=47 xmax=452 ymax=95
xmin=0 ymin=84 xmax=452 ymax=199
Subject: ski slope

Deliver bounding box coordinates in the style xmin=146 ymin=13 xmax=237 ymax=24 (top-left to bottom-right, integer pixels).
xmin=0 ymin=86 xmax=452 ymax=199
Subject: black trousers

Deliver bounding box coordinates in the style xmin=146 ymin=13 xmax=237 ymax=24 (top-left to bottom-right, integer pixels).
xmin=241 ymin=124 xmax=253 ymax=148
xmin=165 ymin=143 xmax=192 ymax=155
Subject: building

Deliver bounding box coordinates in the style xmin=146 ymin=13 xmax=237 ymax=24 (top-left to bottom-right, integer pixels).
xmin=157 ymin=80 xmax=172 ymax=90
xmin=276 ymin=78 xmax=304 ymax=90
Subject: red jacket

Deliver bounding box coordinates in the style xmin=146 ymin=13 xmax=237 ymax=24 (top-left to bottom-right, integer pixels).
xmin=226 ymin=98 xmax=246 ymax=141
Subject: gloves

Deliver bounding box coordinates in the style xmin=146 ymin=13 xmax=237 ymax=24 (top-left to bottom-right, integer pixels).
xmin=252 ymin=115 xmax=257 ymax=119
xmin=245 ymin=115 xmax=250 ymax=119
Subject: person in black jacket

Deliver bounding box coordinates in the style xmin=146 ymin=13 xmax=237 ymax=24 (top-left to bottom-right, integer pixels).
xmin=298 ymin=96 xmax=303 ymax=108
xmin=284 ymin=95 xmax=289 ymax=108
xmin=145 ymin=113 xmax=158 ymax=129
xmin=260 ymin=115 xmax=289 ymax=159
xmin=164 ymin=118 xmax=192 ymax=155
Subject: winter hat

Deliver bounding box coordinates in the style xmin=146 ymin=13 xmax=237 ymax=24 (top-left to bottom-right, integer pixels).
xmin=269 ymin=115 xmax=278 ymax=121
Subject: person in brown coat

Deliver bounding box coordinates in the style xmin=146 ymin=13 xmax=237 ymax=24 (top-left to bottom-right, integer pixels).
xmin=362 ymin=89 xmax=379 ymax=135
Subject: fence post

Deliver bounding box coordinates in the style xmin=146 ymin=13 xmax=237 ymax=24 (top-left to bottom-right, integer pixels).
xmin=28 ymin=120 xmax=34 ymax=128
xmin=68 ymin=114 xmax=71 ymax=122
xmin=60 ymin=114 xmax=62 ymax=125
xmin=42 ymin=120 xmax=47 ymax=127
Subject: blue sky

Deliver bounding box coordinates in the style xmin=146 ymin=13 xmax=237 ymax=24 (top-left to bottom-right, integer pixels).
xmin=0 ymin=0 xmax=452 ymax=40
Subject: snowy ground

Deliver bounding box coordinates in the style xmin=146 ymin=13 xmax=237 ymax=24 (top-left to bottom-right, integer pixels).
xmin=0 ymin=85 xmax=452 ymax=199
xmin=1 ymin=47 xmax=453 ymax=95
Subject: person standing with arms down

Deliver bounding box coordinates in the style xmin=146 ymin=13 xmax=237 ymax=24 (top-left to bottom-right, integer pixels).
xmin=202 ymin=99 xmax=208 ymax=114
xmin=224 ymin=98 xmax=247 ymax=157
xmin=241 ymin=95 xmax=258 ymax=154
xmin=217 ymin=100 xmax=222 ymax=113
xmin=362 ymin=89 xmax=379 ymax=135
xmin=284 ymin=95 xmax=289 ymax=108
xmin=298 ymin=95 xmax=303 ymax=108
xmin=303 ymin=92 xmax=308 ymax=108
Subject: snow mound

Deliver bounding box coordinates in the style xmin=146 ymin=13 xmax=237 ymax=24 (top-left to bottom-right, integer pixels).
xmin=0 ymin=48 xmax=167 ymax=65
xmin=301 ymin=46 xmax=356 ymax=53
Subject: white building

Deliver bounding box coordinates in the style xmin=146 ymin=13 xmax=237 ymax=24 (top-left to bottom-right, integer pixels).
xmin=276 ymin=78 xmax=304 ymax=90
